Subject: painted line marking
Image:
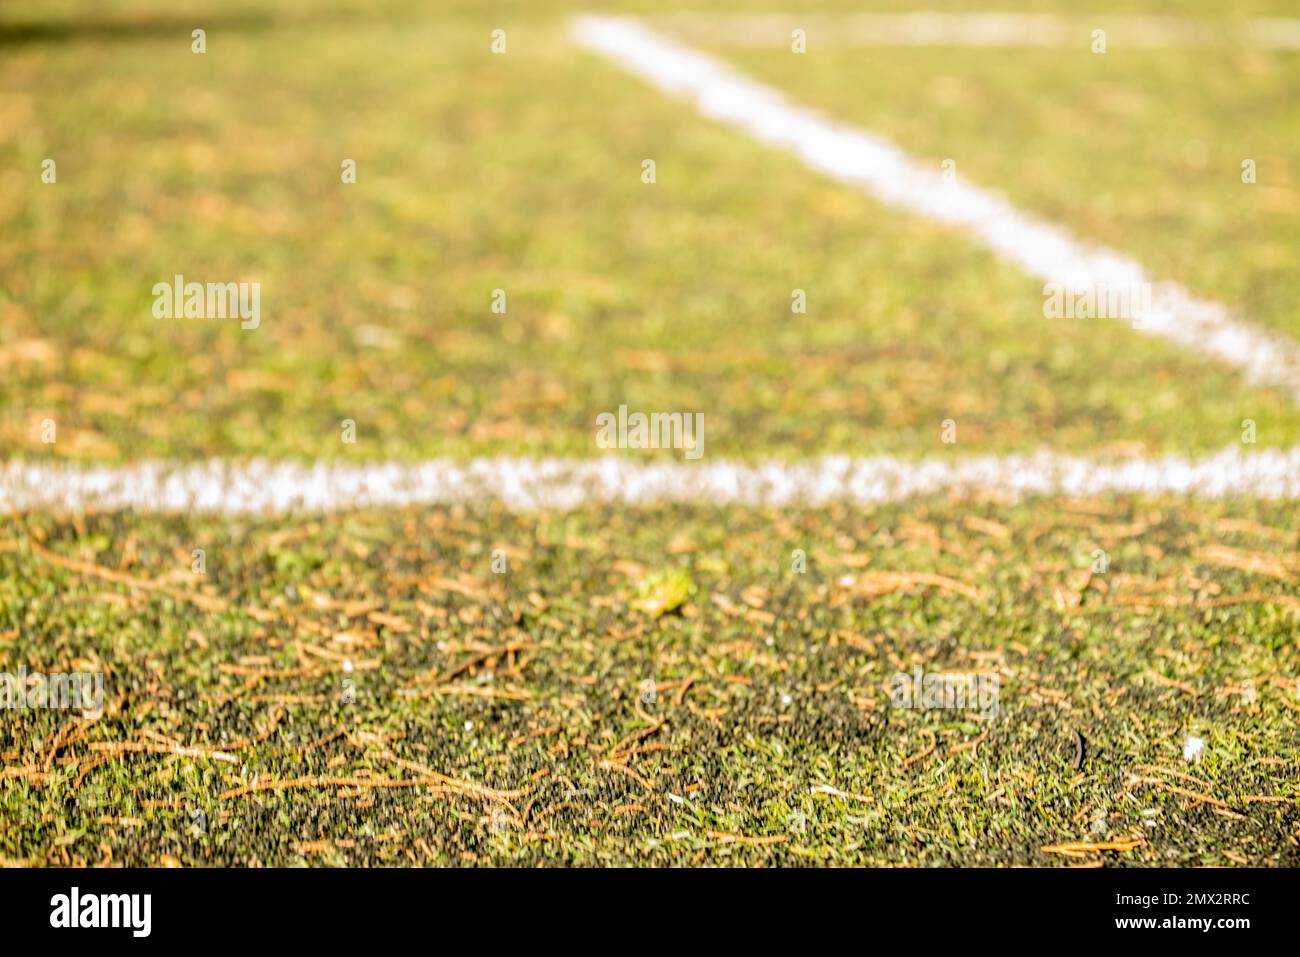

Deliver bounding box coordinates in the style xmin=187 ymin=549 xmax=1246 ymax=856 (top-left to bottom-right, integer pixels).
xmin=2 ymin=447 xmax=1297 ymax=514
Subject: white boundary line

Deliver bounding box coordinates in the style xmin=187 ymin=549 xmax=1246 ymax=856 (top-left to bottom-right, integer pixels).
xmin=650 ymin=13 xmax=1300 ymax=50
xmin=3 ymin=447 xmax=1298 ymax=514
xmin=571 ymin=15 xmax=1300 ymax=405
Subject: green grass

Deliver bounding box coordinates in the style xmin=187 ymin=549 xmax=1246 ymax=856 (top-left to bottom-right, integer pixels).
xmin=1 ymin=1 xmax=1298 ymax=869
xmin=2 ymin=3 xmax=1299 ymax=462
xmin=1 ymin=499 xmax=1297 ymax=866
xmin=697 ymin=38 xmax=1300 ymax=344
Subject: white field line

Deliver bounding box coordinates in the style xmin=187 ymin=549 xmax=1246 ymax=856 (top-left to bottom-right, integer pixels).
xmin=651 ymin=13 xmax=1300 ymax=50
xmin=2 ymin=447 xmax=1299 ymax=514
xmin=571 ymin=15 xmax=1300 ymax=405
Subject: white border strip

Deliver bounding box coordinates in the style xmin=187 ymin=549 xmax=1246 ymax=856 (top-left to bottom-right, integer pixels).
xmin=572 ymin=15 xmax=1300 ymax=404
xmin=651 ymin=13 xmax=1300 ymax=50
xmin=3 ymin=447 xmax=1298 ymax=514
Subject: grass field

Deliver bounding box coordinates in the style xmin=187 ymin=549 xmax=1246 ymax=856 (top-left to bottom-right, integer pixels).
xmin=1 ymin=0 xmax=1297 ymax=867
xmin=696 ymin=28 xmax=1300 ymax=342
xmin=2 ymin=498 xmax=1298 ymax=865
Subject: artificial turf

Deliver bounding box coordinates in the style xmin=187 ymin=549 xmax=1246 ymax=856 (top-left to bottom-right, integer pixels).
xmin=1 ymin=0 xmax=1297 ymax=869
xmin=698 ymin=35 xmax=1300 ymax=343
xmin=1 ymin=497 xmax=1295 ymax=866
xmin=3 ymin=2 xmax=1299 ymax=463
